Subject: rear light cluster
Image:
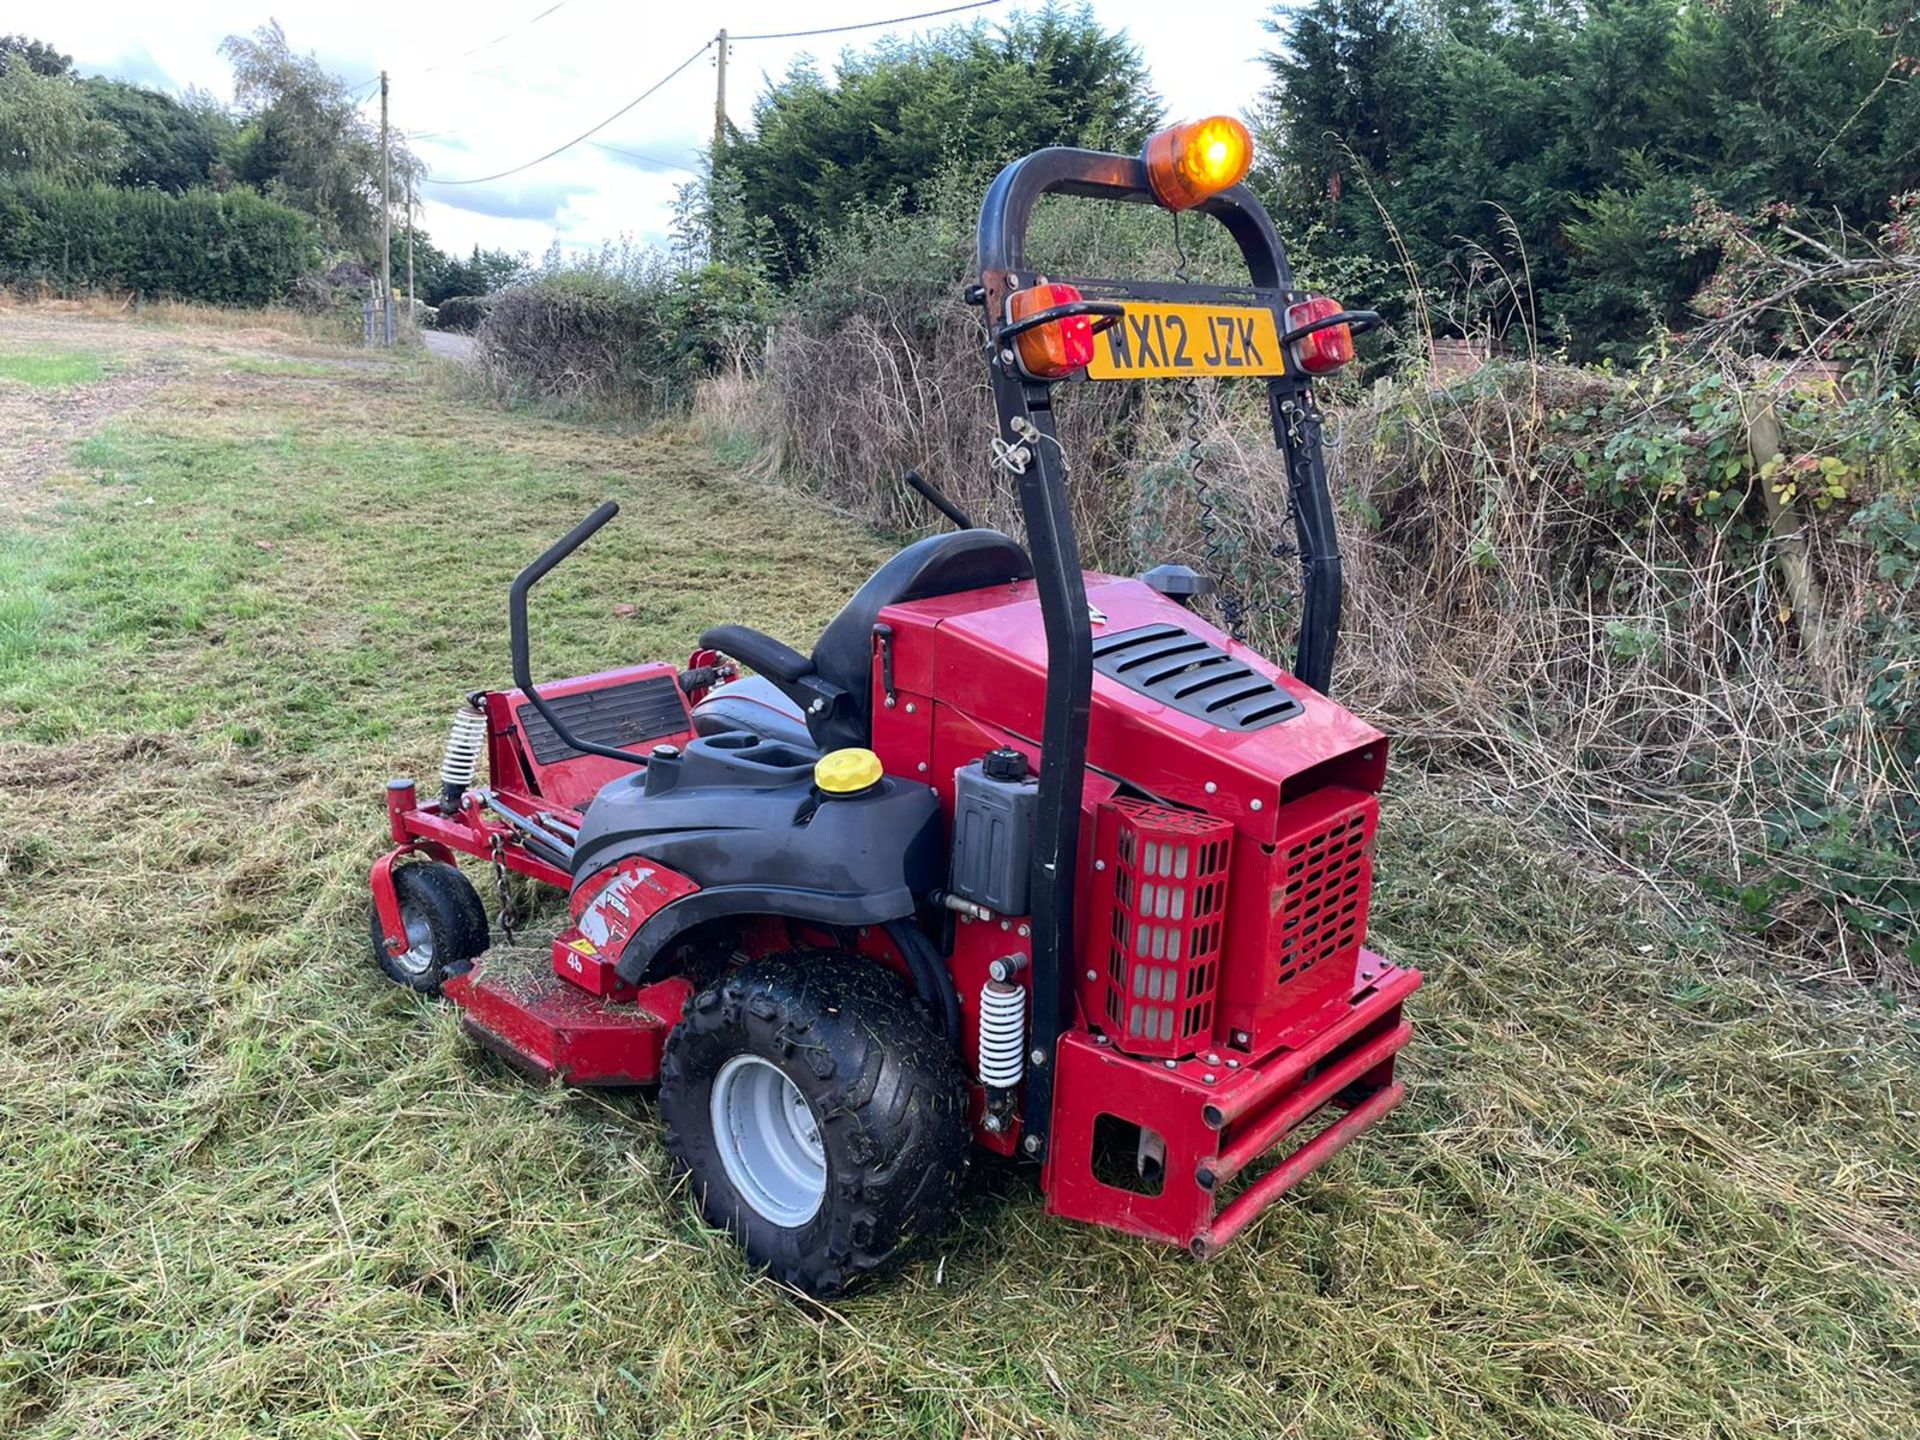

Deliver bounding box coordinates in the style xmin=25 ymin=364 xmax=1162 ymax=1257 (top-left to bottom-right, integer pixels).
xmin=1284 ymin=296 xmax=1357 ymax=375
xmin=1010 ymin=288 xmax=1361 ymax=382
xmin=996 ymin=118 xmax=1366 ymax=385
xmin=1007 ymin=281 xmax=1095 ymax=380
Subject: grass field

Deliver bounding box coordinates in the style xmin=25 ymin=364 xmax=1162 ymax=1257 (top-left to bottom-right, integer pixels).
xmin=3 ymin=308 xmax=1919 ymax=1439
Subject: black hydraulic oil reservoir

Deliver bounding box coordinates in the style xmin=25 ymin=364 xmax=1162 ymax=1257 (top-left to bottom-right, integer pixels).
xmin=949 ymin=748 xmax=1039 ymax=914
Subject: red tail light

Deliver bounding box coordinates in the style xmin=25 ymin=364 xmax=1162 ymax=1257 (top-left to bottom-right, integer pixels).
xmin=1284 ymin=296 xmax=1356 ymax=375
xmin=1008 ymin=282 xmax=1096 ymax=379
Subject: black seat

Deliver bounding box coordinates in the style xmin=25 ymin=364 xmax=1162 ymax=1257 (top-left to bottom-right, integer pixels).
xmin=701 ymin=529 xmax=1033 ymax=750
xmin=689 ymin=674 xmax=816 ymax=751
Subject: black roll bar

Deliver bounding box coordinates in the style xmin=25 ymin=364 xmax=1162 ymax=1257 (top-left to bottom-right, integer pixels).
xmin=975 ymin=145 xmax=1347 ymax=1159
xmin=976 ymin=147 xmax=1296 ymax=290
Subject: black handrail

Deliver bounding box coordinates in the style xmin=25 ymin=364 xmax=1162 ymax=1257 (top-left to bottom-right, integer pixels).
xmin=1278 ymin=308 xmax=1383 ymax=348
xmin=508 ymin=500 xmax=643 ymax=768
xmin=995 ymin=298 xmax=1125 ymax=345
xmin=904 ymin=469 xmax=977 ymax=530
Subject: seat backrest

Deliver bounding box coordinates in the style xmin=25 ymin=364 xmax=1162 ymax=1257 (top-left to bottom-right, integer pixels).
xmin=809 ymin=529 xmax=1033 ymax=749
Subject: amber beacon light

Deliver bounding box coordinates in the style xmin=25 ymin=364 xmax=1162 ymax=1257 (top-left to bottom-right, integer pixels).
xmin=1143 ymin=116 xmax=1254 ymax=211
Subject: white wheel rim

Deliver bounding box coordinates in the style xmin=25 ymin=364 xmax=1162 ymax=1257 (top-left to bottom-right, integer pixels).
xmin=390 ymin=903 xmax=435 ymax=977
xmin=710 ymin=1054 xmax=826 ymax=1228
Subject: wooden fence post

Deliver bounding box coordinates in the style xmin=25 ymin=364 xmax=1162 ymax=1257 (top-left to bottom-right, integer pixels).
xmin=1748 ymin=397 xmax=1831 ymax=661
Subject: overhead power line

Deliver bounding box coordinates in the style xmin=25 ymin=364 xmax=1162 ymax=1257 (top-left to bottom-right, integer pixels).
xmin=343 ymin=1 xmax=586 ymax=96
xmin=423 ymin=41 xmax=713 ymax=186
xmin=589 ymin=141 xmax=700 ymax=174
xmin=424 ymin=0 xmax=580 ymax=74
xmin=351 ymin=0 xmax=998 ymax=98
xmin=413 ymin=1 xmax=1008 ymax=189
xmin=731 ymin=0 xmax=1003 ymax=42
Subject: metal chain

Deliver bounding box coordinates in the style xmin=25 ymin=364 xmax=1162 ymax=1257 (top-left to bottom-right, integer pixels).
xmin=1172 ymin=212 xmax=1247 ymax=641
xmin=1274 ymin=398 xmax=1316 ymax=625
xmin=1279 ymin=395 xmax=1312 ymax=539
xmin=489 ymin=835 xmax=519 ymax=944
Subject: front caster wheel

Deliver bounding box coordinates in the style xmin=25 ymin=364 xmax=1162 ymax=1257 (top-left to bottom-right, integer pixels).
xmin=369 ymin=861 xmax=490 ymax=994
xmin=659 ymin=955 xmax=970 ymax=1296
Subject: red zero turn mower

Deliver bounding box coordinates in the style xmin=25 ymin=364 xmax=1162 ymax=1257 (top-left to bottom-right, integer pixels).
xmin=369 ymin=118 xmax=1420 ymax=1294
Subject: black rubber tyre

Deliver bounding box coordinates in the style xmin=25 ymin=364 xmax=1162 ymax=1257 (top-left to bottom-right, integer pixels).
xmin=368 ymin=861 xmax=490 ymax=994
xmin=659 ymin=955 xmax=970 ymax=1295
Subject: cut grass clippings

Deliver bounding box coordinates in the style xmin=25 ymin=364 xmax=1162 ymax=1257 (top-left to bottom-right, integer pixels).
xmin=1 ymin=315 xmax=1918 ymax=1439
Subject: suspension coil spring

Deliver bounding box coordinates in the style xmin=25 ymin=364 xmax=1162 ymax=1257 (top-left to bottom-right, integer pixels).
xmin=977 ymin=978 xmax=1027 ymax=1092
xmin=439 ymin=702 xmax=487 ymax=810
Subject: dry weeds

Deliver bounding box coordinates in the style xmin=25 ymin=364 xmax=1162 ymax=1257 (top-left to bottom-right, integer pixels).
xmin=701 ymin=309 xmax=1917 ymax=986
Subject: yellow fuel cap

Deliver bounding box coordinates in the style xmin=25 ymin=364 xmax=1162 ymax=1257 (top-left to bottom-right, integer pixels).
xmin=815 ymin=747 xmax=884 ymax=796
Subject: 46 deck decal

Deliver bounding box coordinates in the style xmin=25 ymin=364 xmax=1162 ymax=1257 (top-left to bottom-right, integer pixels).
xmin=1085 ymin=302 xmax=1286 ymax=380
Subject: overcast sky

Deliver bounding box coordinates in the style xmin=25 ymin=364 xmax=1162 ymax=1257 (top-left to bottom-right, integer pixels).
xmin=39 ymin=1 xmax=1282 ymax=260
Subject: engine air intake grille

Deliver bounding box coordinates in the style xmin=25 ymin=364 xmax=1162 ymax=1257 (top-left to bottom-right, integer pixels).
xmin=1273 ymin=790 xmax=1376 ymax=993
xmin=1091 ymin=799 xmax=1234 ymax=1058
xmin=1091 ymin=623 xmax=1305 ymax=731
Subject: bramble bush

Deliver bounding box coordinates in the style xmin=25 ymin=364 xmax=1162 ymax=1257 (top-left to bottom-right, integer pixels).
xmin=693 ymin=183 xmax=1920 ymax=979
xmin=475 ymin=250 xmax=774 ymax=419
xmin=1546 ymin=362 xmax=1920 ymax=968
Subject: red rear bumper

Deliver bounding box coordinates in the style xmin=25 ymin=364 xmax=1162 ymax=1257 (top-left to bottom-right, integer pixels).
xmin=1043 ymin=952 xmax=1419 ymax=1255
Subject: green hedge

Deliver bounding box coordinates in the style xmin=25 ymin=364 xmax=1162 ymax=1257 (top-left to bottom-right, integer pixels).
xmin=0 ymin=177 xmax=316 ymax=305
xmin=432 ymin=294 xmax=492 ymax=333
xmin=475 ymin=265 xmax=773 ymax=417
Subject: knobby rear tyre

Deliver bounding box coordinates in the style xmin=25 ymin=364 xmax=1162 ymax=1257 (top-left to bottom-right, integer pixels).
xmin=659 ymin=954 xmax=970 ymax=1296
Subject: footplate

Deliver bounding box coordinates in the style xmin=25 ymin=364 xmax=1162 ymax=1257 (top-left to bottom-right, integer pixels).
xmin=1043 ymin=951 xmax=1419 ymax=1255
xmin=444 ymin=962 xmax=691 ymax=1086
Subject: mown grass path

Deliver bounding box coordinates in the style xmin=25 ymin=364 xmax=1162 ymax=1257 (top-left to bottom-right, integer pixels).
xmin=2 ymin=309 xmax=1918 ymax=1439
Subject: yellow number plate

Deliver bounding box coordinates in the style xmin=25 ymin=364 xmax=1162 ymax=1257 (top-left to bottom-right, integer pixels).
xmin=1085 ymin=302 xmax=1285 ymax=380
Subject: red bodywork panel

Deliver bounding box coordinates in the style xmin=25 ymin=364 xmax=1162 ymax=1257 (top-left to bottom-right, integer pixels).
xmin=1044 ymin=956 xmax=1416 ymax=1253
xmin=877 ymin=575 xmax=1389 ymax=826
xmin=372 ymin=663 xmax=706 ymax=1064
xmin=482 ymin=663 xmax=693 ymax=812
xmin=557 ymin=857 xmax=702 ymax=999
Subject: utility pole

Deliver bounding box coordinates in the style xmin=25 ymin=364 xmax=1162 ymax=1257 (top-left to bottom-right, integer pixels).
xmin=712 ymin=30 xmax=727 ymax=155
xmin=405 ymin=169 xmax=414 ymax=311
xmin=380 ymin=70 xmax=393 ymax=346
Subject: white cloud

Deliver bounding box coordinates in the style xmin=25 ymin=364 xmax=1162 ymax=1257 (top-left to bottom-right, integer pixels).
xmin=42 ymin=0 xmax=1280 ymax=259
